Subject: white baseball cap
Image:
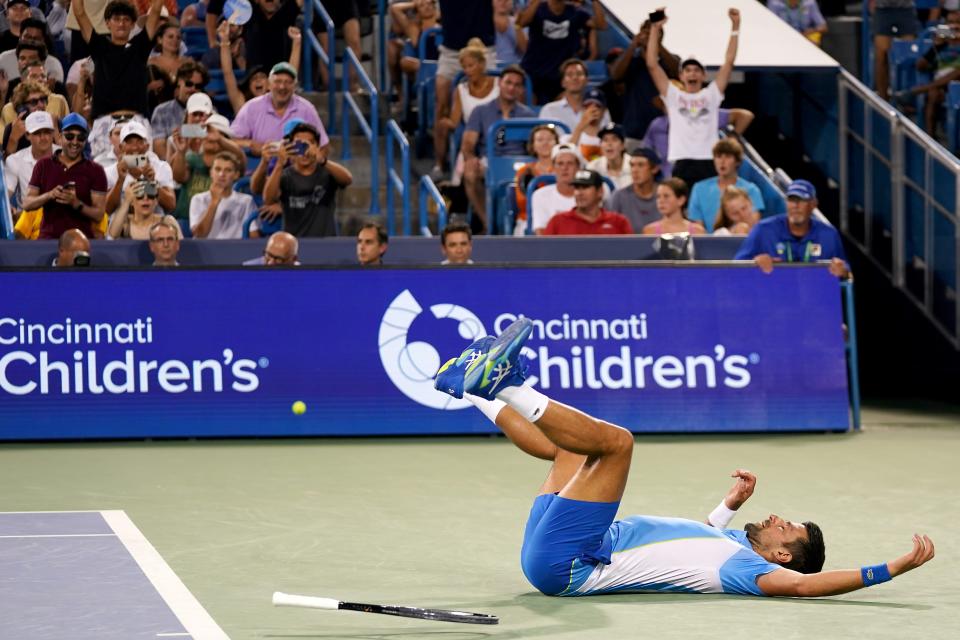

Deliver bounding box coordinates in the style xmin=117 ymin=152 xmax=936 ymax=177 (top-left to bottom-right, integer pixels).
xmin=186 ymin=92 xmax=214 ymax=115
xmin=120 ymin=120 xmax=150 ymax=141
xmin=551 ymin=142 xmax=584 ymax=167
xmin=205 ymin=114 xmax=232 ymax=137
xmin=25 ymin=110 xmax=54 ymax=134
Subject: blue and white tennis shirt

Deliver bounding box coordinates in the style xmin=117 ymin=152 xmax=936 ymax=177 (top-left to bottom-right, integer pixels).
xmin=573 ymin=516 xmax=781 ymax=596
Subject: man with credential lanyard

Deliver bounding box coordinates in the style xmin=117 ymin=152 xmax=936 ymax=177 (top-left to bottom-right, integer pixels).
xmin=734 ymin=179 xmax=849 ymax=278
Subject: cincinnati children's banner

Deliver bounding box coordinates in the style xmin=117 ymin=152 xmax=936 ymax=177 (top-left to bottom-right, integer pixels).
xmin=0 ymin=266 xmax=850 ymax=439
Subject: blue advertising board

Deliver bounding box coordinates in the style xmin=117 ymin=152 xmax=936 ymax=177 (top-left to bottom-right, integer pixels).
xmin=0 ymin=265 xmax=850 ymax=439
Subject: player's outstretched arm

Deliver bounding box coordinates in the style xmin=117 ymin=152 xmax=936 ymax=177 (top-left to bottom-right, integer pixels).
xmin=705 ymin=469 xmax=756 ymax=528
xmin=757 ymin=534 xmax=935 ymax=597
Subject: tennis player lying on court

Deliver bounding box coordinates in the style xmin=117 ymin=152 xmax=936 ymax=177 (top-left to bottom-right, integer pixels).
xmin=434 ymin=318 xmax=935 ymax=598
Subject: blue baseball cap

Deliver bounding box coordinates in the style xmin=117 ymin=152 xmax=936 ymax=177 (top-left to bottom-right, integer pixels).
xmin=785 ymin=179 xmax=816 ymax=200
xmin=583 ymin=87 xmax=606 ymax=108
xmin=61 ymin=112 xmax=88 ymax=132
xmin=282 ymin=118 xmax=318 ymax=139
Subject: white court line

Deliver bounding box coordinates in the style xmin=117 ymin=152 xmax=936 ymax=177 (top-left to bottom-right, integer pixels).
xmin=156 ymin=633 xmax=193 ymax=637
xmin=0 ymin=510 xmax=103 ymax=514
xmin=0 ymin=533 xmax=116 ymax=539
xmin=101 ymin=511 xmax=229 ymax=640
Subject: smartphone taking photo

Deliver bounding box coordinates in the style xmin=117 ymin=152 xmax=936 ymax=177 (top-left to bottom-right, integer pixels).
xmin=649 ymin=9 xmax=665 ymax=22
xmin=181 ymin=124 xmax=206 ymax=138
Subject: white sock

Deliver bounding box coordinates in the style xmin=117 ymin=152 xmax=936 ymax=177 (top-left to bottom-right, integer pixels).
xmin=465 ymin=394 xmax=506 ymax=424
xmin=497 ymin=384 xmax=549 ymax=423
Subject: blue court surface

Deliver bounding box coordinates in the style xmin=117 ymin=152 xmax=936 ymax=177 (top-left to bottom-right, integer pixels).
xmin=0 ymin=511 xmax=228 ymax=640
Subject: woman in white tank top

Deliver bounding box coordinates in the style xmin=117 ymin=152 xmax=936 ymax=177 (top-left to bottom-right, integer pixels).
xmin=435 ymin=38 xmax=498 ymax=182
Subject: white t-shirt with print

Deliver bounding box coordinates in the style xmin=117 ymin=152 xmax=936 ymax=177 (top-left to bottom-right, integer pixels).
xmin=664 ymin=83 xmax=724 ymax=162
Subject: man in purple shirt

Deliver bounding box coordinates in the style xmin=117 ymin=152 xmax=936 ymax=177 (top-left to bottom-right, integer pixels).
xmin=230 ymin=62 xmax=328 ymax=156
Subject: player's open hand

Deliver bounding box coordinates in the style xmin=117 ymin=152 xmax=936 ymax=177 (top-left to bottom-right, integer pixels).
xmin=889 ymin=534 xmax=935 ymax=577
xmin=725 ymin=469 xmax=756 ymax=510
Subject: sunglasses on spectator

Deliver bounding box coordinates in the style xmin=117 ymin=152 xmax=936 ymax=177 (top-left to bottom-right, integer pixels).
xmin=24 ymin=97 xmax=47 ymax=108
xmin=183 ymin=80 xmax=205 ymax=89
xmin=63 ymin=132 xmax=87 ymax=142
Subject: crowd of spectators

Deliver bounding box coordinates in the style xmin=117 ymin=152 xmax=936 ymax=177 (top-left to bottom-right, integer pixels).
xmin=2 ymin=0 xmax=851 ymax=276
xmin=3 ymin=0 xmax=352 ymax=260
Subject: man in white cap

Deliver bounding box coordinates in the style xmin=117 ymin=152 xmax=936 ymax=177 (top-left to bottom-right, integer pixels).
xmin=103 ymin=119 xmax=175 ymax=214
xmin=4 ymin=109 xmax=58 ymax=215
xmin=230 ymin=61 xmax=327 ymax=156
xmin=151 ymin=59 xmax=209 ymax=159
xmin=529 ymin=142 xmax=582 ymax=235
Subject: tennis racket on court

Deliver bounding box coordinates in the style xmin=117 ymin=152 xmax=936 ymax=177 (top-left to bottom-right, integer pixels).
xmin=272 ymin=592 xmax=499 ymax=625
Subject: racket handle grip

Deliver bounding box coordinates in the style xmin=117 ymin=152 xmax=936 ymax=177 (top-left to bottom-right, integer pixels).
xmin=272 ymin=592 xmax=340 ymax=610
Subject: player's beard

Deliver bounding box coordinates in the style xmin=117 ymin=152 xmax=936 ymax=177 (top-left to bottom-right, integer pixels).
xmin=743 ymin=522 xmax=760 ymax=545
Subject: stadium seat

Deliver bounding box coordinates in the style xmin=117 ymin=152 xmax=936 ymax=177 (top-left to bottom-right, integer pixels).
xmin=182 ymin=27 xmax=209 ymax=59
xmin=738 ymin=161 xmax=787 ymax=217
xmin=484 ymin=118 xmax=570 ymax=234
xmin=525 ymin=173 xmax=557 ymax=235
xmin=584 ymin=59 xmax=607 ymax=86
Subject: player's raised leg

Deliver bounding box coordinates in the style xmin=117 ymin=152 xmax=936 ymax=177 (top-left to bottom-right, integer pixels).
xmin=463 ymin=318 xmax=634 ymax=504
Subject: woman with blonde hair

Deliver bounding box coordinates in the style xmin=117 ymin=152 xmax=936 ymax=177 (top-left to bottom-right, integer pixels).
xmin=435 ymin=37 xmax=499 ymax=181
xmin=641 ymin=177 xmax=706 ymax=235
xmin=712 ymin=185 xmax=760 ymax=235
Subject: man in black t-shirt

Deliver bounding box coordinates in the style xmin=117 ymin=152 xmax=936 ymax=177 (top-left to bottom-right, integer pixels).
xmin=72 ymin=0 xmax=164 ymax=119
xmin=262 ymin=120 xmax=353 ymax=237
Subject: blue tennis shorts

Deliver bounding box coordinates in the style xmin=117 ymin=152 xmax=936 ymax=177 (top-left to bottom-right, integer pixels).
xmin=520 ymin=493 xmax=620 ymax=596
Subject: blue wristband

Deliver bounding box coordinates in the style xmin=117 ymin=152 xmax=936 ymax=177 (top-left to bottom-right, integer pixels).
xmin=860 ymin=564 xmax=892 ymax=586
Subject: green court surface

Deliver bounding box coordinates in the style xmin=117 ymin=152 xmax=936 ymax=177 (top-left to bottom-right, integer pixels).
xmin=2 ymin=404 xmax=958 ymax=639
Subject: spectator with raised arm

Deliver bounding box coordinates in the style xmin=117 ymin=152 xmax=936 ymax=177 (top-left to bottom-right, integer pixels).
xmin=262 ymin=119 xmax=353 ymax=238
xmin=641 ymin=177 xmax=706 ymax=236
xmin=2 ymin=81 xmax=63 ymax=157
xmin=72 ymin=0 xmax=164 ymax=119
xmin=23 ymin=113 xmax=107 ymax=240
xmin=562 ymin=86 xmax=607 ymax=162
xmin=734 ymin=179 xmax=849 ymax=277
xmin=460 ymin=65 xmax=534 ymax=232
xmin=170 ymin=112 xmax=245 ymax=221
xmin=518 ymin=0 xmax=606 ymax=105
xmin=645 ymin=7 xmax=740 ymax=188
xmin=543 ymin=169 xmax=633 ymax=235
xmin=230 ymin=61 xmax=327 ymax=156
xmin=610 ymin=20 xmax=679 ymax=148
xmin=604 ymin=146 xmax=662 ymax=232
xmin=687 ymin=138 xmax=764 ymax=230
xmin=640 ymin=107 xmax=755 ymax=180
xmin=388 ymin=0 xmax=440 ymax=103
xmin=217 ymin=20 xmax=294 ymax=114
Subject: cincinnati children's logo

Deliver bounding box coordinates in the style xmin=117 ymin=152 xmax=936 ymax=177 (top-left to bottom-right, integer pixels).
xmin=378 ymin=291 xmax=760 ymax=411
xmin=0 ymin=316 xmax=264 ymax=396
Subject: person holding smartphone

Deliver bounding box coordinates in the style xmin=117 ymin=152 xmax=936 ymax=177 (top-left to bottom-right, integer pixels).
xmin=645 ymin=6 xmax=741 ymax=189
xmin=261 ymin=119 xmax=353 ymax=238
xmin=23 ymin=112 xmax=108 ymax=240
xmin=102 ymin=120 xmax=176 ymax=215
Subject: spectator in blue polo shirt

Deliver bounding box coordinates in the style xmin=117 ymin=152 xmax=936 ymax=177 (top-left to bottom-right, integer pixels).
xmin=734 ymin=179 xmax=849 ymax=278
xmin=460 ymin=64 xmax=535 ymax=232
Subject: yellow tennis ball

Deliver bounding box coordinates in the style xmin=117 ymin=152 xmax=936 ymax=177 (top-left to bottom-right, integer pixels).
xmin=291 ymin=401 xmax=306 ymax=415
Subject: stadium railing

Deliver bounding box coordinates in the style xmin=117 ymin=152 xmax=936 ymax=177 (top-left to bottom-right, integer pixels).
xmin=303 ymin=0 xmax=337 ymax=132
xmin=946 ymin=81 xmax=960 ymax=153
xmin=839 ymin=68 xmax=960 ymax=348
xmin=377 ymin=0 xmax=388 ymax=93
xmin=841 ymin=279 xmax=862 ymax=430
xmin=419 ymin=175 xmax=447 ymax=235
xmin=0 ymin=158 xmax=12 ymax=239
xmin=341 ymin=46 xmax=380 ymax=214
xmin=386 ymin=118 xmax=411 ymax=236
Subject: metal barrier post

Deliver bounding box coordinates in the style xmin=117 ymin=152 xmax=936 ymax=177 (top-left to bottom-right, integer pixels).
xmin=0 ymin=160 xmax=12 ymax=239
xmin=341 ymin=47 xmax=379 ymax=213
xmin=303 ymin=0 xmax=336 ymax=132
xmin=385 ymin=119 xmax=410 ymax=236
xmin=419 ymin=175 xmax=447 ymax=235
xmin=378 ymin=0 xmax=387 ymax=93
xmin=841 ymin=280 xmax=861 ymax=431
